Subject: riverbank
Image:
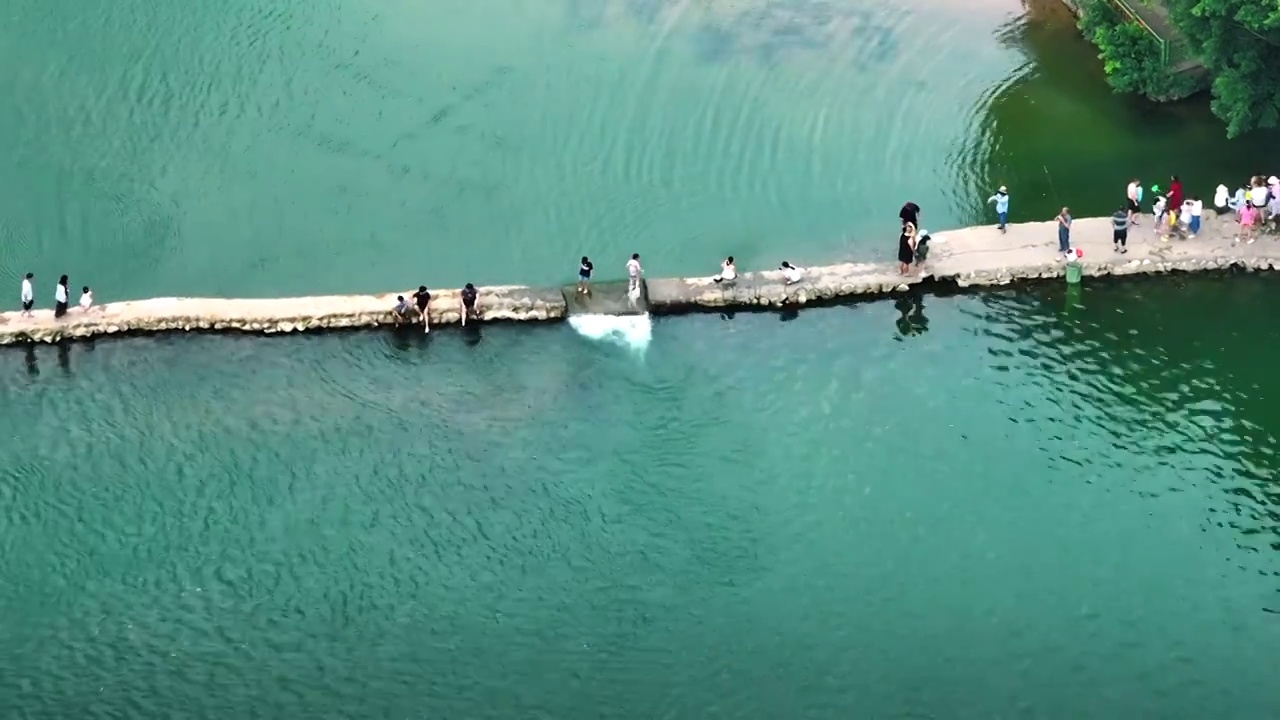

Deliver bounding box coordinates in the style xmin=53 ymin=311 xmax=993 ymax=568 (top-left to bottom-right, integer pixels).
xmin=2 ymin=213 xmax=1276 ymax=345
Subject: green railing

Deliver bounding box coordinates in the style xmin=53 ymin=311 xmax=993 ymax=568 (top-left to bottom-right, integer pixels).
xmin=1105 ymin=0 xmax=1199 ymax=68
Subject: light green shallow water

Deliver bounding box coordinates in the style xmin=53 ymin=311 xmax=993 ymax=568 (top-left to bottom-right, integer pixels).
xmin=2 ymin=0 xmax=1280 ymax=717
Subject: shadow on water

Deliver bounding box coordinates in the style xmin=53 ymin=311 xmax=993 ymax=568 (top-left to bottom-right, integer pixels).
xmin=382 ymin=325 xmax=432 ymax=363
xmin=56 ymin=342 xmax=70 ymax=376
xmin=893 ymin=291 xmax=929 ymax=339
xmin=962 ymin=0 xmax=1280 ymax=227
xmin=965 ymin=275 xmax=1280 ymax=601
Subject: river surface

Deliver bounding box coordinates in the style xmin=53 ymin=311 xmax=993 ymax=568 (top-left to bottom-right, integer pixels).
xmin=2 ymin=0 xmax=1280 ymax=717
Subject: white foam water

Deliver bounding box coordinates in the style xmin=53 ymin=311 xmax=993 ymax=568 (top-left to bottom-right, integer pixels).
xmin=567 ymin=313 xmax=652 ymax=353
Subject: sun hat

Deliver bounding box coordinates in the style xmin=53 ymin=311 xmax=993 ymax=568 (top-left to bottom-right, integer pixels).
xmin=1269 ymin=176 xmax=1278 ymax=185
xmin=998 ymin=185 xmax=1007 ymax=192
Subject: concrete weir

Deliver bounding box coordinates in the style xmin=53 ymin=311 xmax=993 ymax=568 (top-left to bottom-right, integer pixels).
xmin=3 ymin=214 xmax=1279 ymax=345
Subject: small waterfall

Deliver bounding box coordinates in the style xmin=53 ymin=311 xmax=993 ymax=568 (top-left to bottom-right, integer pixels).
xmin=568 ymin=313 xmax=652 ymax=353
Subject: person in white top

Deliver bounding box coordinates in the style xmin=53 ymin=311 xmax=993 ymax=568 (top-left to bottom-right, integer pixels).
xmin=1179 ymin=198 xmax=1194 ymax=234
xmin=1213 ymin=184 xmax=1229 ymax=215
xmin=712 ymin=256 xmax=736 ymax=284
xmin=1188 ymin=196 xmax=1203 ymax=238
xmin=54 ymin=275 xmax=69 ymax=318
xmin=626 ymin=253 xmax=642 ymax=287
xmin=1151 ymin=194 xmax=1167 ymax=235
xmin=79 ymin=286 xmax=94 ymax=312
xmin=1126 ymin=178 xmax=1142 ymax=225
xmin=20 ymin=272 xmax=34 ymax=316
xmin=1249 ymin=177 xmax=1268 ymax=222
xmin=779 ymin=261 xmax=804 ymax=284
xmin=1268 ymin=192 xmax=1280 ymax=231
xmin=625 ymin=253 xmax=642 ymax=305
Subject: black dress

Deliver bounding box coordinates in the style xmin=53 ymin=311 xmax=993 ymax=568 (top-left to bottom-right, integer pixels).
xmin=898 ymin=232 xmax=914 ymax=265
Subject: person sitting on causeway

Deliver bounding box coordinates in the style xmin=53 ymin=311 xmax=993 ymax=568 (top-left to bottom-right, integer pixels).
xmin=460 ymin=283 xmax=479 ymax=326
xmin=412 ymin=285 xmax=432 ymax=334
xmin=393 ymin=295 xmax=414 ymax=325
xmin=712 ymin=256 xmax=736 ymax=284
xmin=780 ymin=261 xmax=804 ymax=284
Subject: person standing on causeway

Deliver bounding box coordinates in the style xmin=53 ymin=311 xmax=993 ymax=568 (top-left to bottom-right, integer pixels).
xmin=577 ymin=256 xmax=593 ymax=296
xmin=626 ymin=253 xmax=643 ymax=305
xmin=20 ymin=273 xmax=34 ymax=317
xmin=1056 ymin=207 xmax=1072 ymax=256
xmin=54 ymin=275 xmax=69 ymax=318
xmin=1111 ymin=204 xmax=1129 ymax=253
xmin=987 ymin=186 xmax=1009 ymax=233
xmin=1126 ymin=178 xmax=1142 ymax=226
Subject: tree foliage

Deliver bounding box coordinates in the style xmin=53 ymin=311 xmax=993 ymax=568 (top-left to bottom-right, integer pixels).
xmin=1165 ymin=0 xmax=1280 ymax=137
xmin=1078 ymin=0 xmax=1201 ymax=101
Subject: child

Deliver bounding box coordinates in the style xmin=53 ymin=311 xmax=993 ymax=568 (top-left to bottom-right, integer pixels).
xmin=1151 ymin=193 xmax=1167 ymax=236
xmin=1161 ymin=200 xmax=1179 ymax=241
xmin=78 ymin=286 xmax=94 ymax=312
xmin=1240 ymin=202 xmax=1257 ymax=244
xmin=1177 ymin=197 xmax=1198 ymax=239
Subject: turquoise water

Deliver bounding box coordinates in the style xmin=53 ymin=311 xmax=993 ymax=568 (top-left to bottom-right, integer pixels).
xmin=4 ymin=280 xmax=1280 ymax=717
xmin=3 ymin=0 xmax=1280 ymax=716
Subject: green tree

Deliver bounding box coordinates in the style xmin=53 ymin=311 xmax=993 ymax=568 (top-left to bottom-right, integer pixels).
xmin=1078 ymin=0 xmax=1203 ymax=101
xmin=1166 ymin=0 xmax=1280 ymax=137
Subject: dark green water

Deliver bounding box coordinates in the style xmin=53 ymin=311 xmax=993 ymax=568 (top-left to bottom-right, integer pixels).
xmin=2 ymin=0 xmax=1280 ymax=717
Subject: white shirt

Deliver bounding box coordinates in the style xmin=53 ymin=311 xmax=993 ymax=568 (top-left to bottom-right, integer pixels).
xmin=782 ymin=266 xmax=804 ymax=283
xmin=21 ymin=279 xmax=32 ymax=303
xmin=1152 ymin=197 xmax=1166 ymax=216
xmin=79 ymin=291 xmax=93 ymax=309
xmin=1249 ymin=186 xmax=1267 ymax=207
xmin=1190 ymin=199 xmax=1202 ymax=217
xmin=1179 ymin=202 xmax=1193 ymax=223
xmin=719 ymin=261 xmax=736 ymax=281
xmin=55 ymin=283 xmax=67 ymax=304
xmin=1214 ymin=185 xmax=1229 ymax=207
xmin=626 ymin=258 xmax=640 ymax=278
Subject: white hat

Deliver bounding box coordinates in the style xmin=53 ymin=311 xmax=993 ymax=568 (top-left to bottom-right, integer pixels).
xmin=1269 ymin=176 xmax=1278 ymax=185
xmin=998 ymin=185 xmax=1007 ymax=192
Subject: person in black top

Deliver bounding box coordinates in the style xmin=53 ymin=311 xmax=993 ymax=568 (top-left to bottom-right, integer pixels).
xmin=54 ymin=275 xmax=69 ymax=318
xmin=897 ymin=223 xmax=917 ymax=276
xmin=460 ymin=283 xmax=478 ymax=327
xmin=578 ymin=256 xmax=593 ymax=295
xmin=899 ymin=202 xmax=920 ymax=229
xmin=412 ymin=285 xmax=431 ymax=334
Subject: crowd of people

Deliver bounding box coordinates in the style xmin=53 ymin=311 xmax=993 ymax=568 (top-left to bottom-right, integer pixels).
xmin=1097 ymin=174 xmax=1280 ymax=253
xmin=895 ymin=173 xmax=1280 ymax=272
xmin=16 ymin=272 xmax=95 ymax=319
